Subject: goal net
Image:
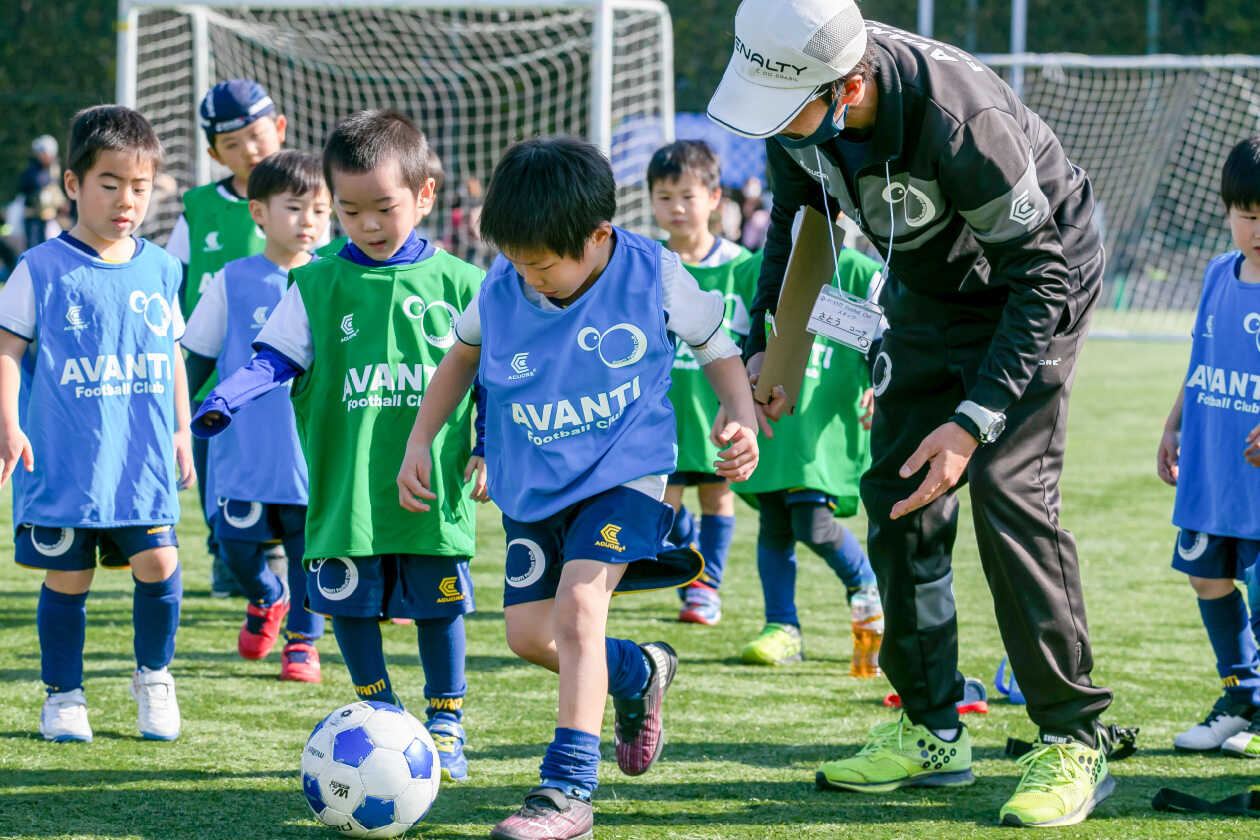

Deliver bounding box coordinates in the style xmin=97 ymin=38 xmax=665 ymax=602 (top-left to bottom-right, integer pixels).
xmin=117 ymin=0 xmax=674 ymax=264
xmin=983 ymin=54 xmax=1260 ymax=337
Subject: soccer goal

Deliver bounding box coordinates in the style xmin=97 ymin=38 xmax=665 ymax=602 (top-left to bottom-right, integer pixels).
xmin=981 ymin=53 xmax=1260 ymax=338
xmin=115 ymin=0 xmax=675 ymax=262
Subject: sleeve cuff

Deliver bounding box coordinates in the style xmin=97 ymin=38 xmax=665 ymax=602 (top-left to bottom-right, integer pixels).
xmin=192 ymin=395 xmax=232 ymax=438
xmin=966 ymin=381 xmax=1014 ymax=415
xmin=692 ymin=330 xmax=741 ymax=366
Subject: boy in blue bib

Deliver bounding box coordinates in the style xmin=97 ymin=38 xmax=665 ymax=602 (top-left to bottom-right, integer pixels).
xmin=1160 ymin=135 xmax=1260 ymax=755
xmin=183 ymin=150 xmax=331 ymax=681
xmin=0 ymin=106 xmax=195 ymax=743
xmin=397 ymin=138 xmax=761 ymax=840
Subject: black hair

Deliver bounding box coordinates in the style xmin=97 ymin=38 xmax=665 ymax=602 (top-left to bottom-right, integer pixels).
xmin=323 ymin=109 xmax=431 ymax=195
xmin=247 ymin=149 xmax=326 ymax=202
xmin=647 ymin=140 xmax=721 ymax=192
xmin=1222 ymin=135 xmax=1260 ymax=212
xmin=823 ymin=41 xmax=879 ymax=102
xmin=427 ymin=146 xmax=445 ymax=195
xmin=480 ymin=137 xmax=616 ymax=260
xmin=66 ymin=105 xmax=163 ymax=181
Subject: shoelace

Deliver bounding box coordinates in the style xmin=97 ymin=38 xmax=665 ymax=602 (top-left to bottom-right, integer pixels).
xmin=430 ymin=732 xmax=459 ymax=753
xmin=1014 ymin=744 xmax=1091 ymax=794
xmin=141 ymin=680 xmax=172 ymax=712
xmin=856 ymin=719 xmax=906 ymax=756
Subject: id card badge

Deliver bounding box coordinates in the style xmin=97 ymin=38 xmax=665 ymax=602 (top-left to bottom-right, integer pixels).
xmin=806 ymin=285 xmax=883 ymax=351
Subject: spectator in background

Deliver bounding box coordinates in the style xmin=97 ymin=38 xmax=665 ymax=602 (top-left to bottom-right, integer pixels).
xmin=19 ymin=135 xmax=67 ymax=250
xmin=740 ymin=176 xmax=771 ymax=251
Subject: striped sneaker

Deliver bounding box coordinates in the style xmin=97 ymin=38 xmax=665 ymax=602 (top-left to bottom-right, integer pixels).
xmin=613 ymin=642 xmax=677 ymax=775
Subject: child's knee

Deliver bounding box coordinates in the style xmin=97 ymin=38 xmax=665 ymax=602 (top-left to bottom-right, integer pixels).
xmin=698 ymin=481 xmax=734 ymax=515
xmin=130 ymin=547 xmax=179 ymax=584
xmin=1188 ymin=575 xmax=1236 ymax=599
xmin=45 ymin=568 xmax=94 ymax=595
xmin=504 ymin=614 xmax=551 ymax=664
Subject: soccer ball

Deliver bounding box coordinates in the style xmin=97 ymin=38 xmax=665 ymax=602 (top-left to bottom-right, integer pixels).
xmin=301 ymin=700 xmax=441 ymax=837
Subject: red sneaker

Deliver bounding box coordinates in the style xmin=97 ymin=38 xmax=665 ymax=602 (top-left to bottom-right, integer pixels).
xmin=238 ymin=599 xmax=288 ymax=660
xmin=613 ymin=641 xmax=677 ymax=775
xmin=677 ymin=583 xmax=722 ymax=625
xmin=279 ymin=640 xmax=321 ymax=682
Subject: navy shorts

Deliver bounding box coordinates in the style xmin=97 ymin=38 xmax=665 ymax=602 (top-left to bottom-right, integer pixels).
xmin=305 ymin=554 xmax=474 ymax=620
xmin=667 ymin=471 xmax=727 ymax=487
xmin=1171 ymin=530 xmax=1260 ymax=580
xmin=502 ymin=485 xmax=702 ymax=608
xmin=15 ymin=523 xmax=178 ymax=572
xmin=783 ymin=488 xmax=837 ymax=508
xmin=214 ymin=499 xmax=306 ymax=544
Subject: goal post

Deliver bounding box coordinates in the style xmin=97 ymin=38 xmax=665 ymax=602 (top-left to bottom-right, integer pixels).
xmin=115 ymin=0 xmax=675 ymax=256
xmin=980 ymin=53 xmax=1260 ymax=338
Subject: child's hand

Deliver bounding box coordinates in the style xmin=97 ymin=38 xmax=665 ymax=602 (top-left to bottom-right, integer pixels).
xmin=0 ymin=423 xmax=33 ymax=488
xmin=463 ymin=455 xmax=489 ymax=502
xmin=1245 ymin=423 xmax=1260 ymax=468
xmin=173 ymin=428 xmax=196 ymax=490
xmin=859 ymin=387 xmax=875 ymax=431
xmin=1156 ymin=426 xmax=1179 ymax=485
xmin=746 ymin=352 xmax=788 ymax=436
xmin=712 ymin=421 xmax=759 ymax=482
xmin=397 ymin=442 xmax=438 ymax=512
xmin=196 ymin=410 xmax=226 ymax=429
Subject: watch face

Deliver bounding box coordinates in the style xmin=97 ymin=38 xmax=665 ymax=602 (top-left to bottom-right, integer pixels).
xmin=986 ymin=415 xmax=1007 ymax=443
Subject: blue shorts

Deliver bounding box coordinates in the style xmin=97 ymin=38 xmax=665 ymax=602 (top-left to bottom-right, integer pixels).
xmin=502 ymin=485 xmax=702 ymax=608
xmin=214 ymin=499 xmax=306 ymax=544
xmin=15 ymin=523 xmax=178 ymax=572
xmin=667 ymin=471 xmax=727 ymax=487
xmin=305 ymin=554 xmax=474 ymax=620
xmin=783 ymin=488 xmax=837 ymax=508
xmin=1171 ymin=530 xmax=1260 ymax=580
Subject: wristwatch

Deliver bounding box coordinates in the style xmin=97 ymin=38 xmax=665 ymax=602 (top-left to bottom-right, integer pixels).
xmin=951 ymin=400 xmax=1007 ymax=444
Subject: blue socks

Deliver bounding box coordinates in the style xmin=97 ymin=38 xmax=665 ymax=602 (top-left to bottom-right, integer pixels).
xmin=814 ymin=526 xmax=876 ymax=590
xmin=539 ymin=727 xmax=601 ymax=799
xmin=606 ymin=636 xmax=649 ymax=699
xmin=38 ymin=586 xmax=87 ymax=693
xmin=1198 ymin=589 xmax=1260 ymax=707
xmin=133 ymin=564 xmax=181 ymax=671
xmin=698 ymin=514 xmax=735 ymax=589
xmin=332 ymin=616 xmax=396 ymax=703
xmin=668 ymin=505 xmax=699 ymax=549
xmin=282 ymin=535 xmax=323 ymax=641
xmin=418 ymin=615 xmax=466 ymax=723
xmin=757 ymin=543 xmax=799 ymax=626
xmin=218 ymin=539 xmax=284 ymax=606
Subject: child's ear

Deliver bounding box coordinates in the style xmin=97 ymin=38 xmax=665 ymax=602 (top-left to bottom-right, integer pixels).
xmin=62 ymin=168 xmax=79 ymax=201
xmin=206 ymin=144 xmax=223 ymax=166
xmin=709 ymin=186 xmax=723 ymax=211
xmin=590 ymin=220 xmax=614 ymax=249
xmin=416 ymin=177 xmax=436 ymax=214
xmin=272 ymin=114 xmax=288 ymax=144
xmin=248 ymin=198 xmax=267 ymax=228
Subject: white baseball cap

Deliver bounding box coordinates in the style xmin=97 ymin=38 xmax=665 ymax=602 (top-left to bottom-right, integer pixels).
xmin=707 ymin=0 xmax=868 ymax=139
xmin=31 ymin=135 xmax=58 ymax=157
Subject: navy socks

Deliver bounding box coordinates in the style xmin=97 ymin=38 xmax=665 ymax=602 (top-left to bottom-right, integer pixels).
xmin=133 ymin=564 xmax=181 ymax=671
xmin=38 ymin=585 xmax=87 ymax=693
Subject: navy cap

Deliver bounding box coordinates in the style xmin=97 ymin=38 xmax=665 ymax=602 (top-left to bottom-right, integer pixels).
xmin=199 ymin=79 xmax=276 ymax=140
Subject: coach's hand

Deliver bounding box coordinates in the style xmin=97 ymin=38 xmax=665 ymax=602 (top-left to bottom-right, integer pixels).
xmin=173 ymin=428 xmax=196 ymax=490
xmin=0 ymin=422 xmax=33 ymax=488
xmin=890 ymin=421 xmax=978 ymax=520
xmin=464 ymin=456 xmax=490 ymax=502
xmin=746 ymin=352 xmax=787 ymax=436
xmin=1245 ymin=423 xmax=1260 ymax=468
xmin=397 ymin=442 xmax=438 ymax=512
xmin=859 ymin=387 xmax=875 ymax=431
xmin=1157 ymin=425 xmax=1180 ymax=484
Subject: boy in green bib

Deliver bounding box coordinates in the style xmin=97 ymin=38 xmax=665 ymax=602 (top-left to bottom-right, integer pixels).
xmin=193 ymin=110 xmax=484 ymax=782
xmin=736 ymin=237 xmax=883 ymax=669
xmin=648 ymin=141 xmax=758 ymax=626
xmin=168 ymin=79 xmax=289 ymax=598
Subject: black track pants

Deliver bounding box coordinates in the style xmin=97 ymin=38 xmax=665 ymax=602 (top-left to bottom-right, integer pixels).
xmin=860 ymin=260 xmax=1113 ymax=744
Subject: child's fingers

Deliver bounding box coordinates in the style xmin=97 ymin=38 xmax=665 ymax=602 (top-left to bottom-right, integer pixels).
xmin=21 ymin=441 xmax=33 ymax=473
xmin=463 ymin=459 xmax=476 ymax=483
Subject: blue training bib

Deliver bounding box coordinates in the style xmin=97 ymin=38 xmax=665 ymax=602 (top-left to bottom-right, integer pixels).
xmin=478 ymin=228 xmax=677 ymax=522
xmin=14 ymin=237 xmax=182 ymax=527
xmin=210 ymin=253 xmax=308 ymax=505
xmin=1174 ymin=251 xmax=1260 ymax=539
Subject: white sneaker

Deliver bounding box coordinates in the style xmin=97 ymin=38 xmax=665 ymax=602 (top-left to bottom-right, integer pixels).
xmin=40 ymin=688 xmax=92 ymax=743
xmin=1173 ymin=698 xmax=1253 ymax=751
xmin=130 ymin=667 xmax=181 ymax=741
xmin=1222 ymin=719 xmax=1260 ymax=758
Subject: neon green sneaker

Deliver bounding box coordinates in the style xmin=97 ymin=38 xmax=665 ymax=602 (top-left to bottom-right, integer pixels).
xmin=1222 ymin=718 xmax=1260 ymax=758
xmin=999 ymin=741 xmax=1114 ymax=827
xmin=816 ymin=717 xmax=973 ymax=792
xmin=740 ymin=623 xmax=803 ymax=665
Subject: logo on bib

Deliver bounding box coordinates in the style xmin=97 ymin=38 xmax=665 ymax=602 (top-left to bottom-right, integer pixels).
xmin=310 ymin=557 xmax=359 ymax=601
xmin=595 ymin=524 xmax=625 ymax=552
xmin=340 ymin=313 xmax=359 ymax=342
xmin=401 ymin=295 xmax=458 ymax=348
xmin=204 ymin=231 xmax=222 ymax=252
xmin=1176 ymin=531 xmax=1210 ymax=562
xmin=437 ymin=576 xmax=464 ymax=603
xmin=129 ymin=291 xmax=173 ymax=337
xmin=251 ymin=306 xmax=270 ymax=330
xmin=505 ymin=538 xmax=546 ymax=588
xmin=219 ymin=498 xmax=263 ymax=530
xmin=509 ymin=352 xmax=534 ymax=380
xmin=64 ymin=306 xmax=87 ymax=332
xmin=1244 ymin=313 xmax=1260 ymax=352
xmin=577 ymin=323 xmax=647 ymax=369
xmin=30 ymin=526 xmax=75 ymax=558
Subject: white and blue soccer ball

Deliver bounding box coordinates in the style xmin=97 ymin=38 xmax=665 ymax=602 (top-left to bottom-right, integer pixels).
xmin=301 ymin=700 xmax=441 ymax=837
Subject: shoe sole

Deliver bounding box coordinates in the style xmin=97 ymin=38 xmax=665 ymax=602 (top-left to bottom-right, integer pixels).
xmin=140 ymin=730 xmax=179 ymax=741
xmin=999 ymin=772 xmax=1115 ymax=827
xmin=741 ymin=650 xmax=803 ymax=666
xmin=816 ymin=768 xmax=975 ymax=793
xmin=279 ymin=670 xmax=321 ymax=683
xmin=678 ymin=609 xmax=721 ymax=626
xmin=1222 ymin=745 xmax=1260 ymax=758
xmin=441 ymin=767 xmax=469 ymax=783
xmin=489 ymin=830 xmax=591 ymax=840
xmin=42 ymin=732 xmax=91 ymax=743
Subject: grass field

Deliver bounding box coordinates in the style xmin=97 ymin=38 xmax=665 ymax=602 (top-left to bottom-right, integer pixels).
xmin=1 ymin=339 xmax=1257 ymax=839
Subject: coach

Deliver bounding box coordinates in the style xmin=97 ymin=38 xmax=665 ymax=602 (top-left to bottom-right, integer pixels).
xmin=708 ymin=0 xmax=1115 ymax=826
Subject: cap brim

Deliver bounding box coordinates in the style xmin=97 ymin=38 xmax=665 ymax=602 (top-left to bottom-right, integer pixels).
xmin=705 ymin=59 xmax=818 ymax=139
